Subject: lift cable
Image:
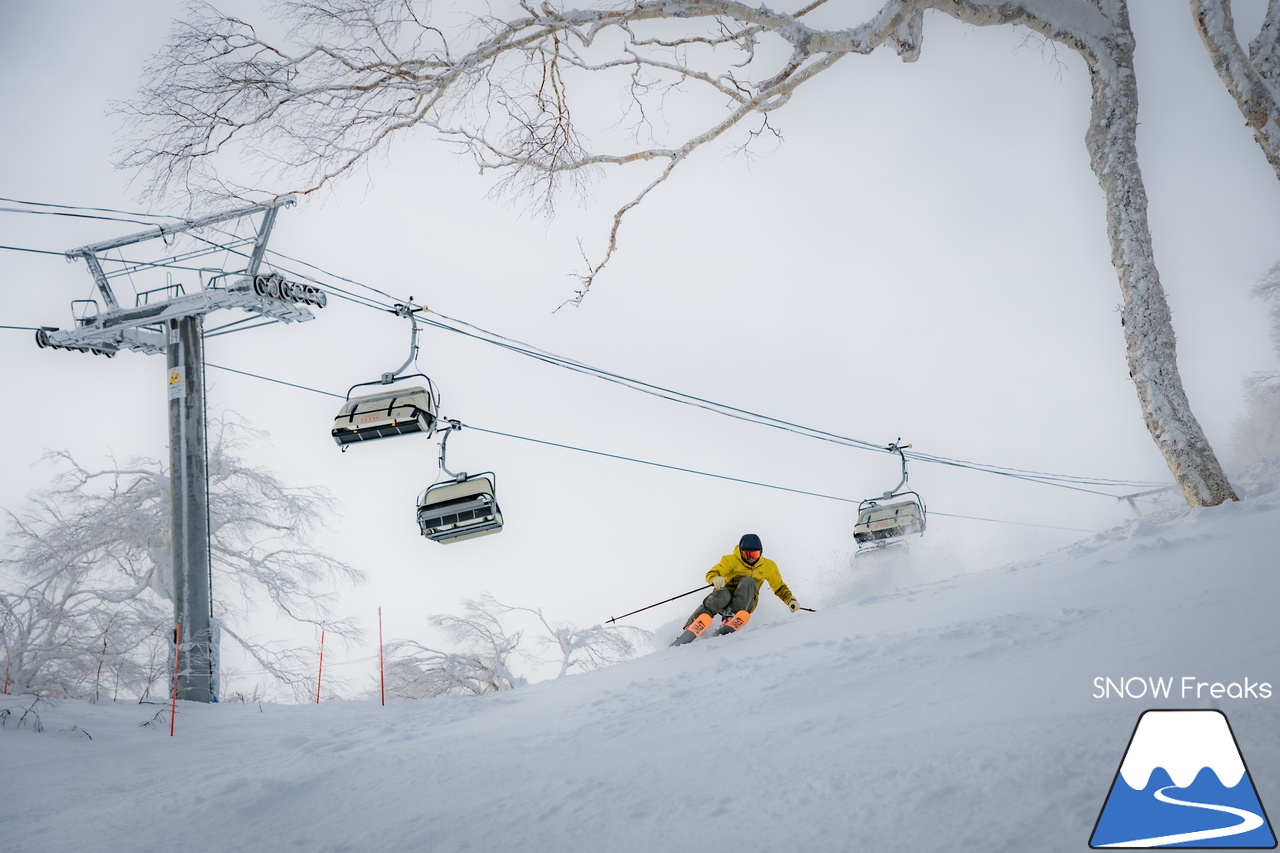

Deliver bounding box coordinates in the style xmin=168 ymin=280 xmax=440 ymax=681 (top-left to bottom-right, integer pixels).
xmin=200 ymin=358 xmax=1101 ymax=534
xmin=0 ymin=244 xmax=66 ymax=258
xmin=8 ymin=229 xmax=1165 ymax=497
xmin=0 ymin=195 xmax=183 ymax=222
xmin=4 ymin=304 xmax=1119 ymax=533
xmin=0 ymin=234 xmax=256 ymax=278
xmin=5 ymin=197 xmax=1168 ymax=495
xmin=206 ymin=363 xmax=344 ymax=398
xmin=0 ymin=205 xmax=160 ymax=227
xmin=198 ymin=241 xmax=1162 ymax=494
xmin=417 ymin=310 xmax=1166 ymax=493
xmin=234 ymin=251 xmax=1166 ymax=492
xmin=39 ymin=224 xmax=1109 ymax=494
xmin=140 ymin=232 xmax=1161 ymax=495
xmin=461 ymin=423 xmax=1101 ymax=534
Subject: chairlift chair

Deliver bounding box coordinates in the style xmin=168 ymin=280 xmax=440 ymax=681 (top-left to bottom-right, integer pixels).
xmin=332 ymin=384 xmax=437 ymax=448
xmin=416 ymin=421 xmax=504 ymax=543
xmin=331 ymin=303 xmax=438 ymax=448
xmin=853 ymin=442 xmax=927 ymax=555
xmin=853 ymin=498 xmax=926 ymax=546
xmin=417 ymin=472 xmax=504 ymax=543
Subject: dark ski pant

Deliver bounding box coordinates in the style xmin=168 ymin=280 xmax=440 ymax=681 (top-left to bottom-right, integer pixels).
xmin=684 ymin=577 xmax=758 ymax=627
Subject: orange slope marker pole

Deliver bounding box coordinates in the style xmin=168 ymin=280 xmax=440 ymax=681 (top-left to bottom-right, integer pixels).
xmin=378 ymin=608 xmax=386 ymax=707
xmin=316 ymin=624 xmax=326 ymax=704
xmin=170 ymin=623 xmax=181 ymax=737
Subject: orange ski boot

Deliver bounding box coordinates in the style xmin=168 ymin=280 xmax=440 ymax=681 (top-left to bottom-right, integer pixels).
xmin=671 ymin=613 xmax=714 ymax=646
xmin=715 ymin=610 xmax=751 ymax=636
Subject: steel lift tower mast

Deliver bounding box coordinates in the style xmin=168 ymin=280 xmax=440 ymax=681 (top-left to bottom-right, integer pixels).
xmin=37 ymin=197 xmax=325 ymax=702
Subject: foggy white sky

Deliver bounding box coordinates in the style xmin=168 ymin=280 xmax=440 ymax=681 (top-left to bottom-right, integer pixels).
xmin=2 ymin=1 xmax=1279 ymax=692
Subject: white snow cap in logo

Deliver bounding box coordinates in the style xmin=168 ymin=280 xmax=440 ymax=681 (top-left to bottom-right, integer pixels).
xmin=1119 ymin=710 xmax=1247 ymax=790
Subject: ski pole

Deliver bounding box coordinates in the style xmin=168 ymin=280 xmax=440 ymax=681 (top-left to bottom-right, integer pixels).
xmin=607 ymin=584 xmax=712 ymax=624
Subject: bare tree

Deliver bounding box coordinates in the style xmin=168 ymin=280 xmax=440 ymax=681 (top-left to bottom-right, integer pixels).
xmin=383 ymin=641 xmax=525 ymax=698
xmin=1231 ymin=264 xmax=1280 ymax=470
xmin=0 ymin=573 xmax=172 ymax=701
xmin=120 ymin=0 xmax=1239 ymax=506
xmin=493 ymin=601 xmax=649 ymax=678
xmin=384 ymin=594 xmax=526 ymax=697
xmin=381 ymin=592 xmax=647 ymax=697
xmin=0 ymin=414 xmax=365 ymax=700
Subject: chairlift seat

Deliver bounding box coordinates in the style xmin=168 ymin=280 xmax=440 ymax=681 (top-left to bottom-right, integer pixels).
xmin=853 ymin=499 xmax=925 ymax=545
xmin=332 ymin=386 xmax=436 ymax=447
xmin=417 ymin=475 xmax=503 ymax=543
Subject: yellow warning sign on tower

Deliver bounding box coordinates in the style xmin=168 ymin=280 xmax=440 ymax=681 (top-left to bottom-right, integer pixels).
xmin=168 ymin=367 xmax=186 ymax=400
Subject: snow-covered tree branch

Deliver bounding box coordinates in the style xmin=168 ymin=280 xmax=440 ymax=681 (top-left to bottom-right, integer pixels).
xmin=384 ymin=594 xmax=526 ymax=697
xmin=382 ymin=593 xmax=648 ymax=697
xmin=0 ymin=414 xmax=365 ymax=700
xmin=489 ymin=599 xmax=650 ymax=678
xmin=120 ymin=0 xmax=1240 ymax=506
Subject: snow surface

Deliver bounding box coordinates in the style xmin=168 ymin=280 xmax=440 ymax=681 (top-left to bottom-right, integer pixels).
xmin=3 ymin=491 xmax=1280 ymax=853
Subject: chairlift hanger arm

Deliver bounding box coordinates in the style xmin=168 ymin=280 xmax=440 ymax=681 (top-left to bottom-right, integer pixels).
xmin=883 ymin=439 xmax=912 ymax=498
xmin=382 ymin=302 xmax=426 ymax=383
xmin=436 ymin=418 xmax=464 ymax=481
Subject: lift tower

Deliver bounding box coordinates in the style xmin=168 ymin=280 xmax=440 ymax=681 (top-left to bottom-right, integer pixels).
xmin=36 ymin=197 xmax=325 ymax=702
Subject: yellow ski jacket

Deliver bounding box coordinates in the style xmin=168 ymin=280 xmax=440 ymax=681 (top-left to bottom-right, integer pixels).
xmin=705 ymin=547 xmax=793 ymax=613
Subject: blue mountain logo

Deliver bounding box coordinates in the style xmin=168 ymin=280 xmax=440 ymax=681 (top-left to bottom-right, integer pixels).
xmin=1091 ymin=709 xmax=1276 ymax=848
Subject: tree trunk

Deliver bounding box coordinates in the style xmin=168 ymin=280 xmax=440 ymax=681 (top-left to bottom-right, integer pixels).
xmin=1084 ymin=9 xmax=1238 ymax=507
xmin=1192 ymin=0 xmax=1280 ymax=181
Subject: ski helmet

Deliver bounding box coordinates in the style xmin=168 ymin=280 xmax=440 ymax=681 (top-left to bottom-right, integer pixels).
xmin=738 ymin=533 xmax=762 ymax=552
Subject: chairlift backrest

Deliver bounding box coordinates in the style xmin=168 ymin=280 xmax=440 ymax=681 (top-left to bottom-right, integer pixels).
xmin=417 ymin=474 xmax=503 ymax=543
xmin=332 ymin=385 xmax=436 ymax=447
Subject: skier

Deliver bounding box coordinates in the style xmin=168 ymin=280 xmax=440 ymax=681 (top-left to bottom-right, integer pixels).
xmin=671 ymin=533 xmax=802 ymax=646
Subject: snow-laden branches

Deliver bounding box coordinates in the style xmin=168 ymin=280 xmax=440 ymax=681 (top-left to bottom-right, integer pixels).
xmin=384 ymin=593 xmax=526 ymax=697
xmin=0 ymin=413 xmax=365 ymax=700
xmin=205 ymin=416 xmax=364 ymax=634
xmin=485 ymin=597 xmax=650 ymax=678
xmin=120 ymin=0 xmax=923 ymax=295
xmin=116 ymin=0 xmax=1108 ymax=300
xmin=382 ymin=592 xmax=649 ymax=698
xmin=1231 ymin=263 xmax=1280 ymax=471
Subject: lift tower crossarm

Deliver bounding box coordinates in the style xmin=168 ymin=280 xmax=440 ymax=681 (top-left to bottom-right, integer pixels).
xmin=63 ymin=196 xmax=297 ymax=310
xmin=39 ymin=197 xmax=317 ymax=357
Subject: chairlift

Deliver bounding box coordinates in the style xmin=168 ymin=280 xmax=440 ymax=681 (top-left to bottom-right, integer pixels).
xmin=331 ymin=303 xmax=438 ymax=449
xmin=416 ymin=421 xmax=504 ymax=543
xmin=332 ymin=382 xmax=437 ymax=448
xmin=853 ymin=441 xmax=926 ymax=556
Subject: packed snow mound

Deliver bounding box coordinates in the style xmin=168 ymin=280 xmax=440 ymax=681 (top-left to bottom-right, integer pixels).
xmin=3 ymin=493 xmax=1279 ymax=853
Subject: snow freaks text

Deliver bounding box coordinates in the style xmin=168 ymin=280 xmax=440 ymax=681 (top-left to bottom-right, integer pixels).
xmin=1092 ymin=676 xmax=1273 ymax=700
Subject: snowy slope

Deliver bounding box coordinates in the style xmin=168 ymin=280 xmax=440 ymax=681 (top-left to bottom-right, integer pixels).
xmin=3 ymin=489 xmax=1279 ymax=853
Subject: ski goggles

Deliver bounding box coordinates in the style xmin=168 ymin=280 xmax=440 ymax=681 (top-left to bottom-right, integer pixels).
xmin=741 ymin=549 xmax=762 ymax=561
